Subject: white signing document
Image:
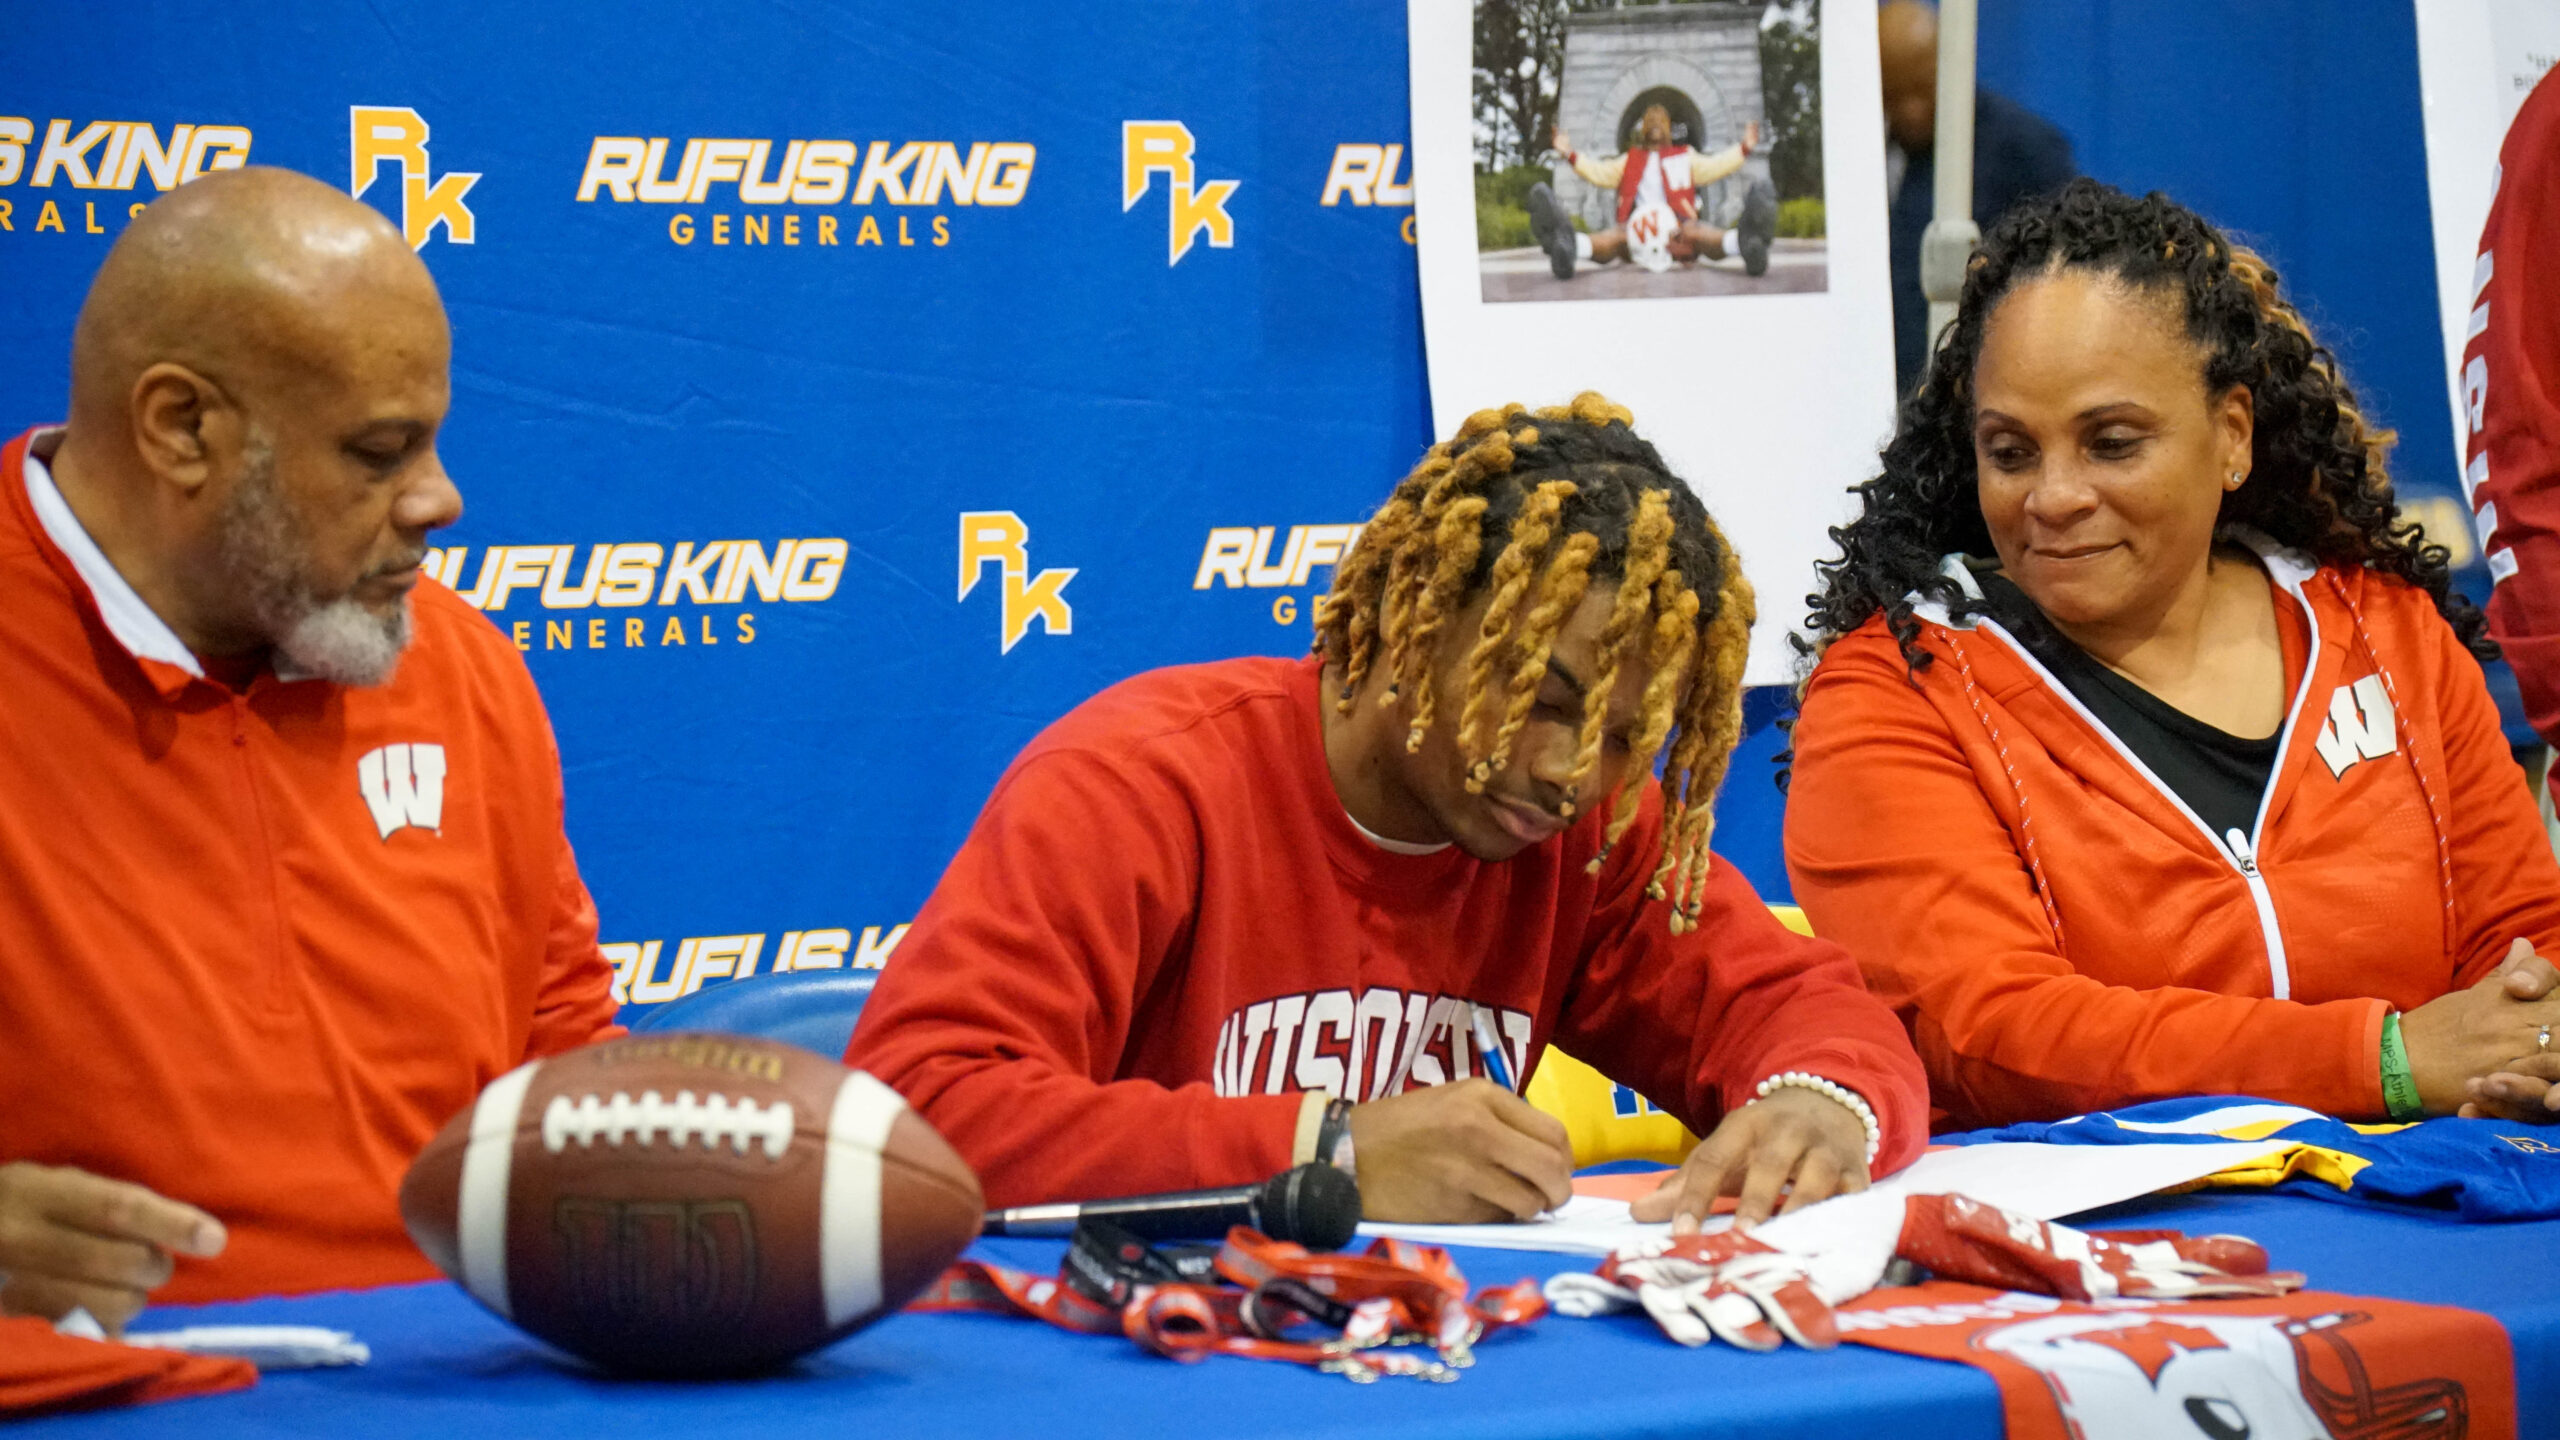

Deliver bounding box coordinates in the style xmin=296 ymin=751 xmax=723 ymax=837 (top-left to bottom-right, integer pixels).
xmin=1358 ymin=1138 xmax=2290 ymax=1257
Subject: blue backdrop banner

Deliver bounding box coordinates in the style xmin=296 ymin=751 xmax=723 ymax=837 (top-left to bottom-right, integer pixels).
xmin=0 ymin=1 xmax=2481 ymax=1022
xmin=0 ymin=3 xmax=1447 ymax=1022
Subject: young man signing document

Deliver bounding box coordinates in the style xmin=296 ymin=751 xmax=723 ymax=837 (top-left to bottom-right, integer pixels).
xmin=849 ymin=395 xmax=1926 ymax=1228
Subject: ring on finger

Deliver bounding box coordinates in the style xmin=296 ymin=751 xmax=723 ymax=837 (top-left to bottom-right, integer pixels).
xmin=2542 ymin=1025 xmax=2553 ymax=1052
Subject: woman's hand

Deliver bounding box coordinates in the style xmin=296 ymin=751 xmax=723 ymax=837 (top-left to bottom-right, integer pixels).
xmin=2400 ymin=939 xmax=2560 ymax=1116
xmin=2461 ymin=1055 xmax=2560 ymax=1122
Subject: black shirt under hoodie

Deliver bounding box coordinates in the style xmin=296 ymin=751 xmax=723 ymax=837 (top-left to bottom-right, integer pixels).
xmin=1976 ymin=571 xmax=2280 ymax=845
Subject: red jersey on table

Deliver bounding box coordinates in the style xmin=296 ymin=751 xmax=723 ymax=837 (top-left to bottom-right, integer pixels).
xmin=2469 ymin=66 xmax=2560 ymax=742
xmin=846 ymin=653 xmax=1926 ymax=1208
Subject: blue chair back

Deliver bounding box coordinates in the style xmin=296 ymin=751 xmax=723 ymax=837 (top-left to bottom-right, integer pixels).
xmin=626 ymin=969 xmax=879 ymax=1060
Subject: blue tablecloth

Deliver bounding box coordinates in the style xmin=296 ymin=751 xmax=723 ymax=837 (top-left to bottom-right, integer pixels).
xmin=26 ymin=1191 xmax=2560 ymax=1439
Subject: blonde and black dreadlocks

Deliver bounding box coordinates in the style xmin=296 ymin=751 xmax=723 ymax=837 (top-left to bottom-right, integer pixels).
xmin=1311 ymin=392 xmax=1754 ymax=934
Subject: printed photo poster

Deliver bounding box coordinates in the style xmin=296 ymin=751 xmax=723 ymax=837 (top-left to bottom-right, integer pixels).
xmin=2415 ymin=0 xmax=2560 ymax=473
xmin=1409 ymin=0 xmax=1897 ymax=684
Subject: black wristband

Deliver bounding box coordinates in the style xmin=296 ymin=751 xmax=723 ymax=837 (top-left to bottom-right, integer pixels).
xmin=1314 ymin=1098 xmax=1356 ymax=1174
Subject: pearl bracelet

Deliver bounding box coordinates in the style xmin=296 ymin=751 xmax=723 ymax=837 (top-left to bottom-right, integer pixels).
xmin=1754 ymin=1071 xmax=1882 ymax=1166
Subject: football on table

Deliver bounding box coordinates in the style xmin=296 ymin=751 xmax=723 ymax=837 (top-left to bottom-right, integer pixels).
xmin=402 ymin=1032 xmax=982 ymax=1375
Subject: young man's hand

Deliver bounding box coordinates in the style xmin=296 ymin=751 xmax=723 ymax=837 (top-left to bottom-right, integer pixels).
xmin=1347 ymin=1079 xmax=1573 ymax=1223
xmin=1630 ymin=1086 xmax=1870 ymax=1232
xmin=0 ymin=1162 xmax=226 ymax=1335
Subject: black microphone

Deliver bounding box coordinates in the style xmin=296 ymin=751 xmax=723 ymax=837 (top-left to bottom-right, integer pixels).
xmin=981 ymin=1163 xmax=1362 ymax=1251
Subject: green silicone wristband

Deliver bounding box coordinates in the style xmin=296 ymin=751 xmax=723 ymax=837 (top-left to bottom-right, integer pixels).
xmin=2379 ymin=1011 xmax=2424 ymax=1121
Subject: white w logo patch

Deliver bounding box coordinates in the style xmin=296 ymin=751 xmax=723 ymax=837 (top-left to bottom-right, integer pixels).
xmin=2313 ymin=674 xmax=2396 ymax=779
xmin=358 ymin=743 xmax=447 ymax=839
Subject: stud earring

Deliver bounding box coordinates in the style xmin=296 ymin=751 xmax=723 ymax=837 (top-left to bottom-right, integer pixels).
xmin=2227 ymin=470 xmax=2246 ymax=490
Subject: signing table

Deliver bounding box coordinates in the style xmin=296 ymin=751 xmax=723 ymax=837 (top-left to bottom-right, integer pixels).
xmin=26 ymin=1191 xmax=2560 ymax=1439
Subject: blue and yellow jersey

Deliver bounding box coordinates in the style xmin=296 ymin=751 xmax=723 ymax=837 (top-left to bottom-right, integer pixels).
xmin=1965 ymin=1097 xmax=2560 ymax=1221
xmin=1525 ymin=1046 xmax=1700 ymax=1169
xmin=1520 ymin=907 xmax=1823 ymax=1169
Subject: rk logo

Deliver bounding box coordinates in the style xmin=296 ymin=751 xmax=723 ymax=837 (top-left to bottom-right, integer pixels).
xmin=350 ymin=106 xmax=479 ymax=248
xmin=1121 ymin=121 xmax=1236 ymax=266
xmin=959 ymin=512 xmax=1075 ymax=654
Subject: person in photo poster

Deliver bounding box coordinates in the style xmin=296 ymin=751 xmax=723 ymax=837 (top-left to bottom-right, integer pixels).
xmin=1474 ymin=1 xmax=1828 ymax=301
xmin=1532 ymin=106 xmax=1775 ymax=279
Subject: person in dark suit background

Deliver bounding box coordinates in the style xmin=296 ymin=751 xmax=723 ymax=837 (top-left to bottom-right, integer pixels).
xmin=1880 ymin=0 xmax=2077 ymax=395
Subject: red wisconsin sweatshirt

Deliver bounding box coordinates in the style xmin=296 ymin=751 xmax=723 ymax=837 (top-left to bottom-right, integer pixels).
xmin=845 ymin=654 xmax=1926 ymax=1207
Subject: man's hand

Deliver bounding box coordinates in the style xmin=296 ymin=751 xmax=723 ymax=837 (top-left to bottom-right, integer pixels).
xmin=2402 ymin=938 xmax=2560 ymax=1115
xmin=0 ymin=1162 xmax=226 ymax=1335
xmin=1551 ymin=125 xmax=1573 ymax=156
xmin=1347 ymin=1079 xmax=1573 ymax=1223
xmin=1631 ymin=1086 xmax=1869 ymax=1233
xmin=1741 ymin=120 xmax=1763 ymax=154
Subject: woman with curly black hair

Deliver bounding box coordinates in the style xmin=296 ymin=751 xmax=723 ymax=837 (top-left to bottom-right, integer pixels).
xmin=1784 ymin=179 xmax=2560 ymax=1132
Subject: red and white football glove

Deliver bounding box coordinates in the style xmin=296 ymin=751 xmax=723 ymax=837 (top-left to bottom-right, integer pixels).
xmin=1542 ymin=1189 xmax=1908 ymax=1351
xmin=1547 ymin=1191 xmax=2303 ymax=1350
xmin=1544 ymin=1229 xmax=1845 ymax=1351
xmin=1896 ymin=1192 xmax=2303 ymax=1302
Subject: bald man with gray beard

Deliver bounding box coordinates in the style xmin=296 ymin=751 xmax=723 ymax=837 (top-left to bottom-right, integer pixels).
xmin=0 ymin=167 xmax=620 ymax=1330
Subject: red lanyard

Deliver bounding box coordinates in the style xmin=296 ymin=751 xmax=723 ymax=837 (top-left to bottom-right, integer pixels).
xmin=909 ymin=1227 xmax=1547 ymax=1383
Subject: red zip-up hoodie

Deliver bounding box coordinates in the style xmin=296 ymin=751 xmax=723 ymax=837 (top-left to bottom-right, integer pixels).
xmin=1786 ymin=540 xmax=2560 ymax=1129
